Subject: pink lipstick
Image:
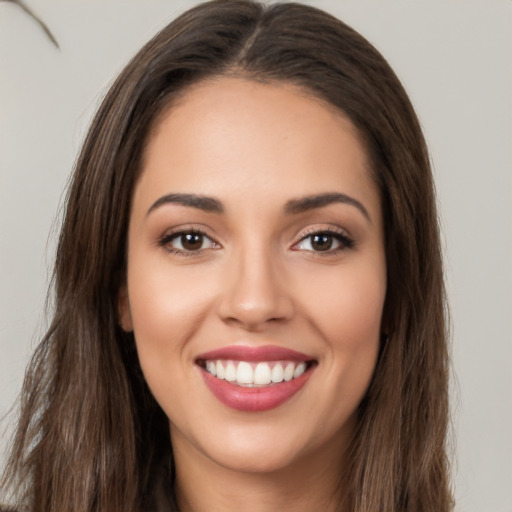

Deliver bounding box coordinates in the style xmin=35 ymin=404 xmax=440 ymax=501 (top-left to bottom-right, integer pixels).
xmin=196 ymin=345 xmax=316 ymax=412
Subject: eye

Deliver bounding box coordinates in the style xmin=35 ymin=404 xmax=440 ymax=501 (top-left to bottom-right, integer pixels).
xmin=293 ymin=230 xmax=354 ymax=253
xmin=159 ymin=230 xmax=220 ymax=255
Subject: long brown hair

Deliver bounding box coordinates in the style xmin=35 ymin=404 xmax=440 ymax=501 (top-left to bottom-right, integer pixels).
xmin=1 ymin=1 xmax=452 ymax=510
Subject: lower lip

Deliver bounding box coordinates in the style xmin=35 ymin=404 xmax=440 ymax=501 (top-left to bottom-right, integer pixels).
xmin=200 ymin=366 xmax=314 ymax=412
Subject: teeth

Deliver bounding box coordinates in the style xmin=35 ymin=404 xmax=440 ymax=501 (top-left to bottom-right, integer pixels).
xmin=293 ymin=362 xmax=306 ymax=378
xmin=206 ymin=361 xmax=217 ymax=377
xmin=225 ymin=362 xmax=237 ymax=382
xmin=216 ymin=360 xmax=225 ymax=380
xmin=271 ymin=364 xmax=284 ymax=383
xmin=236 ymin=362 xmax=253 ymax=384
xmin=204 ymin=360 xmax=309 ymax=386
xmin=283 ymin=362 xmax=295 ymax=381
xmin=254 ymin=362 xmax=272 ymax=385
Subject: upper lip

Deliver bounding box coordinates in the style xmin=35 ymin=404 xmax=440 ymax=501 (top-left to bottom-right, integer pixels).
xmin=195 ymin=345 xmax=314 ymax=363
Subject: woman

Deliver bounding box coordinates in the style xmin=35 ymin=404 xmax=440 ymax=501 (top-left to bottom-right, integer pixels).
xmin=1 ymin=1 xmax=452 ymax=510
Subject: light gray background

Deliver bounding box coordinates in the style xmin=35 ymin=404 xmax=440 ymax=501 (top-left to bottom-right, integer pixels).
xmin=1 ymin=1 xmax=511 ymax=511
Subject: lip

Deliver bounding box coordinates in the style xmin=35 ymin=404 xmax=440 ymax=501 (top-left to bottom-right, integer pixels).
xmin=196 ymin=345 xmax=312 ymax=363
xmin=196 ymin=345 xmax=316 ymax=412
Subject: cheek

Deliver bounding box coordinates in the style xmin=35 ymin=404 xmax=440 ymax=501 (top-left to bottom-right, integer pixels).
xmin=301 ymin=264 xmax=386 ymax=346
xmin=297 ymin=258 xmax=386 ymax=408
xmin=125 ymin=259 xmax=221 ymax=420
xmin=126 ymin=258 xmax=217 ymax=367
xmin=311 ymin=267 xmax=385 ymax=411
xmin=129 ymin=252 xmax=208 ymax=319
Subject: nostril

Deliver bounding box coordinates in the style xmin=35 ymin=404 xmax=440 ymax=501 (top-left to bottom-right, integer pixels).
xmin=215 ymin=257 xmax=294 ymax=328
xmin=217 ymin=294 xmax=294 ymax=330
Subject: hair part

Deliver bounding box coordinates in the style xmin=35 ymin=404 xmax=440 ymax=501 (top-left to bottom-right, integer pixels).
xmin=1 ymin=1 xmax=452 ymax=511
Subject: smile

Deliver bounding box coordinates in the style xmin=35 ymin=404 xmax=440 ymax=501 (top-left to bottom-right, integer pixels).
xmin=196 ymin=346 xmax=316 ymax=412
xmin=203 ymin=360 xmax=307 ymax=387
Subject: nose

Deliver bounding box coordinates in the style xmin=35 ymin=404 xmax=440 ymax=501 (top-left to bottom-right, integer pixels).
xmin=216 ymin=247 xmax=294 ymax=331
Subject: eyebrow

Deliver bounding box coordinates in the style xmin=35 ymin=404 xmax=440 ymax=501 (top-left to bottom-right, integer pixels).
xmin=146 ymin=191 xmax=370 ymax=221
xmin=284 ymin=192 xmax=370 ymax=221
xmin=147 ymin=193 xmax=224 ymax=216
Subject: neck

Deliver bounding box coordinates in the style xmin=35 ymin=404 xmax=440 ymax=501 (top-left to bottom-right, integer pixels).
xmin=171 ymin=429 xmax=349 ymax=512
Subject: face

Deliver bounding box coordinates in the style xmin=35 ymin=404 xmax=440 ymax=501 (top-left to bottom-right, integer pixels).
xmin=120 ymin=77 xmax=386 ymax=476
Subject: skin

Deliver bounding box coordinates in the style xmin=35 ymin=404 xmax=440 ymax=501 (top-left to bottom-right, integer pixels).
xmin=119 ymin=77 xmax=387 ymax=512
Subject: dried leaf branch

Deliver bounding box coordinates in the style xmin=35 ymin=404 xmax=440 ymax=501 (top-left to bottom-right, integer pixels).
xmin=1 ymin=0 xmax=59 ymax=48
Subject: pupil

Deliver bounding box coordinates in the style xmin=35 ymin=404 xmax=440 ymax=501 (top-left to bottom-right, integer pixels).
xmin=182 ymin=233 xmax=203 ymax=250
xmin=312 ymin=234 xmax=332 ymax=251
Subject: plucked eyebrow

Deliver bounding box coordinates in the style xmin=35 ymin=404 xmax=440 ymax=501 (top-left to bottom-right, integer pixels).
xmin=146 ymin=191 xmax=370 ymax=221
xmin=284 ymin=192 xmax=371 ymax=221
xmin=147 ymin=193 xmax=224 ymax=216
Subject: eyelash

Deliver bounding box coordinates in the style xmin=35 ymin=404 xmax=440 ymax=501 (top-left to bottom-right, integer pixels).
xmin=292 ymin=228 xmax=355 ymax=255
xmin=158 ymin=228 xmax=219 ymax=257
xmin=157 ymin=227 xmax=355 ymax=257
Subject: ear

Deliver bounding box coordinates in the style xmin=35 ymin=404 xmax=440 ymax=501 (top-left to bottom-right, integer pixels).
xmin=118 ymin=285 xmax=133 ymax=332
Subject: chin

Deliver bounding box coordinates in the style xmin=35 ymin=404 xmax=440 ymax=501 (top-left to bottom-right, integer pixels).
xmin=190 ymin=415 xmax=347 ymax=476
xmin=207 ymin=438 xmax=307 ymax=475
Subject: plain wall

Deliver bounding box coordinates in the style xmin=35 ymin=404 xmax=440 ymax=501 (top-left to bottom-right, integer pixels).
xmin=1 ymin=1 xmax=511 ymax=511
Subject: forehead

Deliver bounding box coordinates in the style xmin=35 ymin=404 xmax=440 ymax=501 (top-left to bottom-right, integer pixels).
xmin=136 ymin=77 xmax=379 ymax=218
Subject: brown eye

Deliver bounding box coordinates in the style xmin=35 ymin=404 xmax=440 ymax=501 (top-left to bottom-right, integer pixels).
xmin=293 ymin=230 xmax=354 ymax=254
xmin=310 ymin=234 xmax=333 ymax=251
xmin=160 ymin=230 xmax=219 ymax=255
xmin=180 ymin=233 xmax=204 ymax=251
